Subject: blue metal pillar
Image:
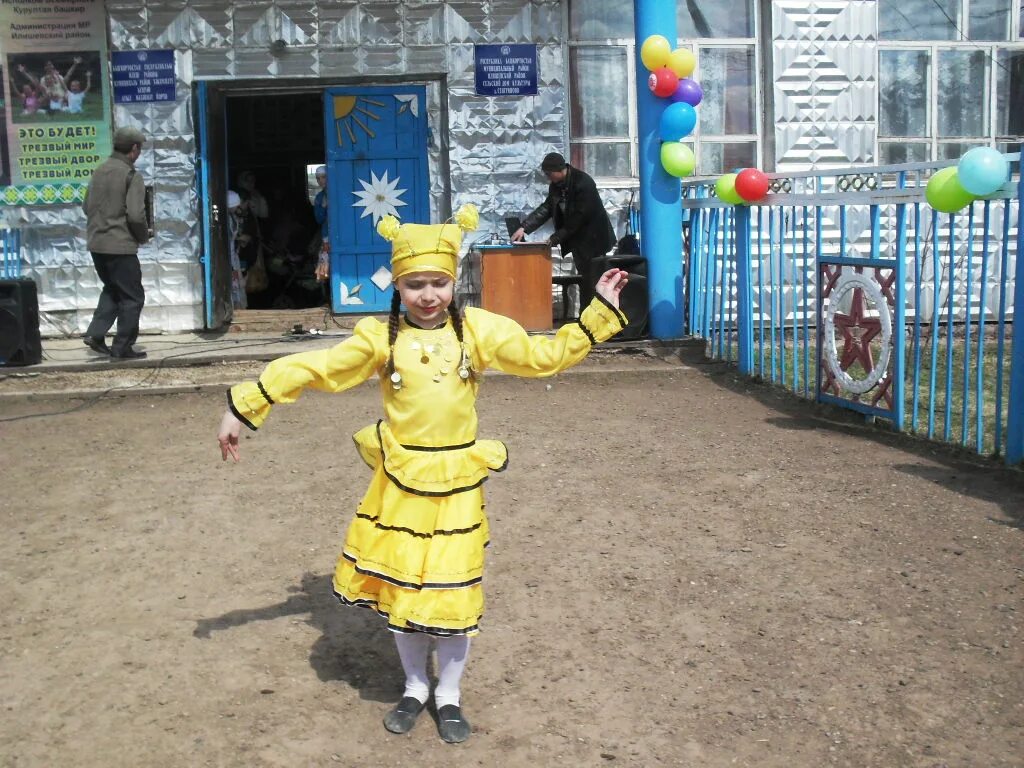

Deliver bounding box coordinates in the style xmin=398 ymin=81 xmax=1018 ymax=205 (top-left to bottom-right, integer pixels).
xmin=1005 ymin=148 xmax=1024 ymax=465
xmin=635 ymin=0 xmax=684 ymax=339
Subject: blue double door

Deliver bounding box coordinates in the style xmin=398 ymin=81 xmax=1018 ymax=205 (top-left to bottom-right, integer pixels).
xmin=322 ymin=86 xmax=430 ymax=313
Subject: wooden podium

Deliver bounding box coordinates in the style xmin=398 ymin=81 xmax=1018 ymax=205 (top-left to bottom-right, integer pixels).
xmin=476 ymin=243 xmax=553 ymax=331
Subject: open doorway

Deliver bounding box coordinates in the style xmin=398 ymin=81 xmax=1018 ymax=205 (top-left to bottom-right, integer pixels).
xmin=197 ymin=80 xmax=433 ymax=327
xmin=225 ymin=90 xmax=327 ymax=311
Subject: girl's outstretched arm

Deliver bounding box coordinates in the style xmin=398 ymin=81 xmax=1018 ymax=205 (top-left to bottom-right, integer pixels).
xmin=218 ymin=410 xmax=244 ymax=462
xmin=594 ymin=268 xmax=629 ymax=309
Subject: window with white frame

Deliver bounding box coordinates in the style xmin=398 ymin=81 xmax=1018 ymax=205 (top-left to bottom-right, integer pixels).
xmin=878 ymin=0 xmax=1024 ymax=162
xmin=567 ymin=0 xmax=761 ymax=179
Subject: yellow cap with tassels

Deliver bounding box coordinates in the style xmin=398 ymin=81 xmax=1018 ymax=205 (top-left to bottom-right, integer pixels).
xmin=376 ymin=204 xmax=479 ymax=281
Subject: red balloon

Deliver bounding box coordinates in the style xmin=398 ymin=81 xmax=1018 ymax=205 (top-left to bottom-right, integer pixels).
xmin=734 ymin=168 xmax=770 ymax=201
xmin=648 ymin=67 xmax=679 ymax=99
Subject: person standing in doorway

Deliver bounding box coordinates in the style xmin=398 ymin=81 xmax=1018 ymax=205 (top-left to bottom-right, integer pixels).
xmin=227 ymin=190 xmax=247 ymax=310
xmin=510 ymin=152 xmax=615 ymax=310
xmin=82 ymin=126 xmax=151 ymax=360
xmin=312 ymin=165 xmax=330 ymax=282
xmin=236 ymin=170 xmax=269 ymax=220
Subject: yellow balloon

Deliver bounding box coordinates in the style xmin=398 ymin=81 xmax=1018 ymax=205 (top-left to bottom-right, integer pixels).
xmin=640 ymin=35 xmax=671 ymax=71
xmin=666 ymin=48 xmax=696 ymax=79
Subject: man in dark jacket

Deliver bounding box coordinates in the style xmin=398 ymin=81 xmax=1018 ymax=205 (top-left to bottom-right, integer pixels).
xmin=82 ymin=126 xmax=151 ymax=359
xmin=511 ymin=152 xmax=615 ymax=309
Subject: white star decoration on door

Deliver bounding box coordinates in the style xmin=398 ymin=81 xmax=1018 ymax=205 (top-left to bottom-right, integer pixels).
xmin=352 ymin=170 xmax=407 ymax=225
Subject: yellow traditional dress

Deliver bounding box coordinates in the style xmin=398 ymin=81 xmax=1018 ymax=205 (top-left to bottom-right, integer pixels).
xmin=228 ymin=298 xmax=625 ymax=636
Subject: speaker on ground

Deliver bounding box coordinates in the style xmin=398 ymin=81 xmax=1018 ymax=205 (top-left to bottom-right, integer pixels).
xmin=591 ymin=255 xmax=648 ymax=340
xmin=0 ymin=278 xmax=42 ymax=366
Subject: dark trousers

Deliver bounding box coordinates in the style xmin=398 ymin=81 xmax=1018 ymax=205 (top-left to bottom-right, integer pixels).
xmin=86 ymin=252 xmax=145 ymax=354
xmin=570 ymin=249 xmax=605 ymax=311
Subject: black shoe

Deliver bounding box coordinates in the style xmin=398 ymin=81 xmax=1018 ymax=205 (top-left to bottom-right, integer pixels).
xmin=437 ymin=704 xmax=471 ymax=744
xmin=111 ymin=347 xmax=147 ymax=360
xmin=83 ymin=336 xmax=110 ymax=355
xmin=383 ymin=696 xmax=426 ymax=734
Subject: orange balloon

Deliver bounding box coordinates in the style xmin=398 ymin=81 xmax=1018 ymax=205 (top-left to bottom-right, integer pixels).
xmin=666 ymin=48 xmax=696 ymax=79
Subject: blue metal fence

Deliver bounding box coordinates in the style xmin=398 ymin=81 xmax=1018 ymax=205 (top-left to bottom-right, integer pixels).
xmin=1 ymin=228 xmax=22 ymax=279
xmin=682 ymin=152 xmax=1023 ymax=465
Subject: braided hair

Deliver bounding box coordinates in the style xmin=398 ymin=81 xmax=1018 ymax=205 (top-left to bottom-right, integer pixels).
xmin=449 ymin=302 xmax=477 ymax=382
xmin=384 ymin=289 xmax=402 ymax=378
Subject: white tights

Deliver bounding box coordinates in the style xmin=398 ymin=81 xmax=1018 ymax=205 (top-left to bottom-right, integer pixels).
xmin=393 ymin=632 xmax=471 ymax=708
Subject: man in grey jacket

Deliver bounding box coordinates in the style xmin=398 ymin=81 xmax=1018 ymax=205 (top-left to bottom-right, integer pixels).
xmin=82 ymin=126 xmax=151 ymax=359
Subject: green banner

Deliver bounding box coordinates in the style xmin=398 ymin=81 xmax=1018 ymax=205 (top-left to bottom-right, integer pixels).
xmin=0 ymin=0 xmax=112 ymax=204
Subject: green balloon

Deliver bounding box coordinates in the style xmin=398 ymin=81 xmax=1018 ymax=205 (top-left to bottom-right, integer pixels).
xmin=925 ymin=166 xmax=975 ymax=213
xmin=660 ymin=142 xmax=696 ymax=178
xmin=715 ymin=173 xmax=743 ymax=205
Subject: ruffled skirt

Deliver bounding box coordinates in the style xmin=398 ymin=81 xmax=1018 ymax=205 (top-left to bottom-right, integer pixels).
xmin=333 ymin=421 xmax=508 ymax=636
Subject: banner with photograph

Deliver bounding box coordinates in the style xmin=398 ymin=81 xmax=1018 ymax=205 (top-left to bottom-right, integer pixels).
xmin=0 ymin=0 xmax=112 ymax=205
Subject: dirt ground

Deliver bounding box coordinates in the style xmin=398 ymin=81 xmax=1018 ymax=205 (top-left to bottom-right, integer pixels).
xmin=1 ymin=352 xmax=1022 ymax=768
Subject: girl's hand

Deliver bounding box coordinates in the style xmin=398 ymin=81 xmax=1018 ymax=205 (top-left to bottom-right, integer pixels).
xmin=218 ymin=410 xmax=244 ymax=462
xmin=595 ymin=268 xmax=629 ymax=308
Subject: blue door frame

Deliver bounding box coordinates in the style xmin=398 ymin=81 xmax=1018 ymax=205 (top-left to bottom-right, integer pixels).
xmin=195 ymin=81 xmax=231 ymax=329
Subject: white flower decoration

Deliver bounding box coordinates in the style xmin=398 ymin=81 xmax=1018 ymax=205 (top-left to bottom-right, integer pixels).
xmin=352 ymin=170 xmax=407 ymax=225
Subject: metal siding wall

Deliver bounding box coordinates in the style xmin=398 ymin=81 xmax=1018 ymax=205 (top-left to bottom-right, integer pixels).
xmin=23 ymin=0 xmax=570 ymax=334
xmin=772 ymin=0 xmax=877 ymax=171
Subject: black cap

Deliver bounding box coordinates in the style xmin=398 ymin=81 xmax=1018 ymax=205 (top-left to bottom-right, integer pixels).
xmin=540 ymin=152 xmax=567 ymax=172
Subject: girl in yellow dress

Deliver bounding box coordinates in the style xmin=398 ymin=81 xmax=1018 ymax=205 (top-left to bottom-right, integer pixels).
xmin=216 ymin=204 xmax=628 ymax=743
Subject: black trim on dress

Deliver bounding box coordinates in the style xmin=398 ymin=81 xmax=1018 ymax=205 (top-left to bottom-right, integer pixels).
xmin=405 ymin=619 xmax=479 ymax=635
xmin=382 ymin=465 xmax=490 ymax=497
xmin=355 ymin=512 xmax=484 ymax=539
xmin=334 ymin=592 xmax=481 ymax=636
xmin=256 ymin=379 xmax=275 ymax=405
xmin=596 ymin=293 xmax=628 ymax=327
xmin=401 ymin=438 xmax=477 ymax=451
xmin=403 ymin=314 xmax=450 ymax=331
xmin=227 ymin=389 xmax=257 ymax=432
xmin=576 ymin=319 xmax=598 ymax=345
xmin=341 ymin=551 xmax=483 ymax=590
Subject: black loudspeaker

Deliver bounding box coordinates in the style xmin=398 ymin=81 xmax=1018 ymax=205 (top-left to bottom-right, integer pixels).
xmin=0 ymin=279 xmax=42 ymax=366
xmin=593 ymin=255 xmax=648 ymax=340
xmin=616 ymin=273 xmax=649 ymax=340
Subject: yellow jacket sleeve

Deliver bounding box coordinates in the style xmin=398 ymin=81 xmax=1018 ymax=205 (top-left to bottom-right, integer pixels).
xmin=228 ymin=317 xmax=386 ymax=430
xmin=470 ymin=295 xmax=626 ymax=378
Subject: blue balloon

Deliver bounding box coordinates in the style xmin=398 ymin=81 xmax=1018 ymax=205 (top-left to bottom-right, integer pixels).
xmin=659 ymin=102 xmax=697 ymax=142
xmin=957 ymin=147 xmax=1009 ymax=196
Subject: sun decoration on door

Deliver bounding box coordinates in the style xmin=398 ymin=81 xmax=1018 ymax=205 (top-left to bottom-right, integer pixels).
xmin=332 ymin=94 xmax=419 ymax=145
xmin=332 ymin=95 xmax=384 ymax=146
xmin=352 ymin=170 xmax=406 ymax=225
